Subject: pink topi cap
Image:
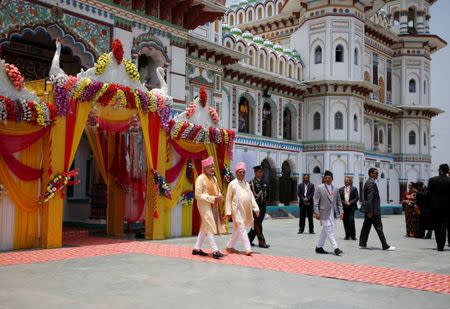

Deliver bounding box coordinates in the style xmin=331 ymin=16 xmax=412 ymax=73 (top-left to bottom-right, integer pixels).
xmin=236 ymin=162 xmax=246 ymax=172
xmin=201 ymin=156 xmax=214 ymax=168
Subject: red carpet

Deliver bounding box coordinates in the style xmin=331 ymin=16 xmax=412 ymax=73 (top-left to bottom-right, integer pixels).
xmin=0 ymin=237 xmax=448 ymax=295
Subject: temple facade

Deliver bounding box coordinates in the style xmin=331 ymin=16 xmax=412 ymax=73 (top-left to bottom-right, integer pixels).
xmin=0 ymin=0 xmax=446 ymax=211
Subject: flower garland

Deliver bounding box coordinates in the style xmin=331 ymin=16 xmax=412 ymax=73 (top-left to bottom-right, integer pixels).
xmin=153 ymin=170 xmax=172 ymax=199
xmin=0 ymin=95 xmax=55 ymax=126
xmin=209 ymin=106 xmax=219 ymax=124
xmin=186 ymin=101 xmax=196 ymax=118
xmin=111 ymin=39 xmax=124 ymax=64
xmin=95 ymin=53 xmax=110 ymax=75
xmin=124 ymin=59 xmax=140 ymax=81
xmin=199 ymin=85 xmax=207 ymax=107
xmin=168 ymin=119 xmax=235 ymax=146
xmin=180 ymin=191 xmax=194 ymax=207
xmin=4 ymin=62 xmax=24 ymax=90
xmin=38 ymin=169 xmax=80 ymax=203
xmin=222 ymin=165 xmax=234 ymax=184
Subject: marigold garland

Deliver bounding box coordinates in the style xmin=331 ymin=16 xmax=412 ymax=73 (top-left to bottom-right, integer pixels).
xmin=124 ymin=59 xmax=140 ymax=81
xmin=95 ymin=53 xmax=110 ymax=75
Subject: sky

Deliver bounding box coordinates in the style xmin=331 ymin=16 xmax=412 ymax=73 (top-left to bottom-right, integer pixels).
xmin=225 ymin=1 xmax=450 ymax=171
xmin=429 ymin=1 xmax=450 ymax=171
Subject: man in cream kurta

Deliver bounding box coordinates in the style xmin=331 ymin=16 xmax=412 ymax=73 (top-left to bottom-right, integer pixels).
xmin=225 ymin=162 xmax=259 ymax=256
xmin=193 ymin=156 xmax=225 ymax=259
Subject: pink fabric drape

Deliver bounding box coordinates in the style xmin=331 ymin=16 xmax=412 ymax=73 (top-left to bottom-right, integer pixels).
xmin=0 ymin=128 xmax=48 ymax=154
xmin=2 ymin=154 xmax=42 ymax=181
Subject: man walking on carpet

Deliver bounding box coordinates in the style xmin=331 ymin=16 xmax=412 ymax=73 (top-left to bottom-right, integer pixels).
xmin=192 ymin=156 xmax=226 ymax=259
xmin=298 ymin=174 xmax=315 ymax=234
xmin=313 ymin=170 xmax=344 ymax=256
xmin=225 ymin=162 xmax=260 ymax=256
xmin=339 ymin=176 xmax=359 ymax=240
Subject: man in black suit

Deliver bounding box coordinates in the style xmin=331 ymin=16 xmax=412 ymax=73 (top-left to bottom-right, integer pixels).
xmin=298 ymin=174 xmax=315 ymax=234
xmin=359 ymin=168 xmax=396 ymax=251
xmin=427 ymin=164 xmax=450 ymax=251
xmin=339 ymin=176 xmax=359 ymax=240
xmin=248 ymin=165 xmax=270 ymax=248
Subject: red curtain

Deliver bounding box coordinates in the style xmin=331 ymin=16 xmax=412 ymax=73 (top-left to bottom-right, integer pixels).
xmin=2 ymin=154 xmax=42 ymax=181
xmin=0 ymin=128 xmax=47 ymax=154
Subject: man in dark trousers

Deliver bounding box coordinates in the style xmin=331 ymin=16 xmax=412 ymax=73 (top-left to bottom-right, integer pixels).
xmin=359 ymin=168 xmax=396 ymax=251
xmin=339 ymin=176 xmax=359 ymax=240
xmin=298 ymin=174 xmax=315 ymax=234
xmin=427 ymin=164 xmax=450 ymax=251
xmin=248 ymin=165 xmax=270 ymax=248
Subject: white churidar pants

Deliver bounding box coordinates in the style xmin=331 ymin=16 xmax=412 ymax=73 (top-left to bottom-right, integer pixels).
xmin=194 ymin=232 xmax=218 ymax=251
xmin=227 ymin=227 xmax=251 ymax=251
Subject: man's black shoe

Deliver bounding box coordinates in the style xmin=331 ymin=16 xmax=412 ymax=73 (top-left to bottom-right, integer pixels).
xmin=192 ymin=249 xmax=208 ymax=256
xmin=298 ymin=229 xmax=304 ymax=234
xmin=344 ymin=237 xmax=350 ymax=240
xmin=309 ymin=231 xmax=315 ymax=234
xmin=212 ymin=251 xmax=224 ymax=259
xmin=315 ymin=247 xmax=328 ymax=254
xmin=351 ymin=237 xmax=357 ymax=241
xmin=334 ymin=248 xmax=343 ymax=256
xmin=250 ymin=243 xmax=255 ymax=247
xmin=259 ymin=244 xmax=270 ymax=248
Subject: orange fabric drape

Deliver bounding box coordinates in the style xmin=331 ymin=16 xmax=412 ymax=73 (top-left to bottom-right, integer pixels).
xmin=85 ymin=129 xmax=108 ymax=184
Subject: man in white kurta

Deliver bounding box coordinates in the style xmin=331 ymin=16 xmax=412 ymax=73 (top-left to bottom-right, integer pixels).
xmin=225 ymin=162 xmax=259 ymax=256
xmin=193 ymin=156 xmax=225 ymax=259
xmin=313 ymin=170 xmax=344 ymax=256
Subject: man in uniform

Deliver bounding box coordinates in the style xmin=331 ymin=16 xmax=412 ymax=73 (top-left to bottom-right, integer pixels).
xmin=248 ymin=165 xmax=270 ymax=248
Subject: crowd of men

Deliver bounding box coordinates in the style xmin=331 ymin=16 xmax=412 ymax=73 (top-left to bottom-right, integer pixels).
xmin=192 ymin=157 xmax=449 ymax=258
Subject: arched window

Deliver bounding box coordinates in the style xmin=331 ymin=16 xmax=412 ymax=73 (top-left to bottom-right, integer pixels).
xmin=354 ymin=48 xmax=359 ymax=65
xmin=238 ymin=97 xmax=251 ymax=133
xmin=334 ymin=112 xmax=343 ymax=130
xmin=335 ymin=44 xmax=344 ymax=63
xmin=409 ymin=130 xmax=416 ymax=145
xmin=424 ymin=132 xmax=427 ymax=146
xmin=262 ymin=103 xmax=272 ymax=137
xmin=353 ymin=114 xmax=358 ymax=132
xmin=409 ymin=79 xmax=416 ymax=93
xmin=314 ymin=46 xmax=322 ymax=64
xmin=257 ymin=7 xmax=263 ymax=19
xmin=313 ymin=166 xmax=321 ymax=174
xmin=297 ymin=66 xmax=301 ymax=81
xmin=283 ymin=108 xmax=292 ymax=140
xmin=259 ymin=54 xmax=264 ymax=69
xmin=424 ymin=80 xmax=427 ymax=94
xmin=269 ymin=57 xmax=275 ymax=72
xmin=238 ymin=12 xmax=244 ymax=24
xmin=288 ymin=65 xmax=292 ymax=78
xmin=278 ymin=61 xmax=284 ymax=75
xmin=313 ymin=112 xmax=321 ymax=130
xmin=379 ymin=130 xmax=384 ymax=144
xmin=248 ymin=10 xmax=253 ymax=22
xmin=267 ymin=5 xmax=273 ymax=17
xmin=249 ymin=49 xmax=254 ymax=66
xmin=277 ymin=2 xmax=283 ymax=14
xmin=237 ymin=45 xmax=243 ymax=53
xmin=225 ymin=41 xmax=232 ymax=49
xmin=393 ymin=11 xmax=400 ymax=26
xmin=229 ymin=15 xmax=235 ymax=26
xmin=408 ymin=7 xmax=417 ymax=33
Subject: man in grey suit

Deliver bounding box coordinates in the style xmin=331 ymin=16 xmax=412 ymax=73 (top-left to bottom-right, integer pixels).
xmin=359 ymin=168 xmax=396 ymax=251
xmin=314 ymin=170 xmax=344 ymax=256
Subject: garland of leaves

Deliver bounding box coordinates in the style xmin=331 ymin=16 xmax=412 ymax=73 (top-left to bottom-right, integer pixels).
xmin=153 ymin=170 xmax=172 ymax=199
xmin=38 ymin=169 xmax=80 ymax=203
xmin=0 ymin=95 xmax=55 ymax=126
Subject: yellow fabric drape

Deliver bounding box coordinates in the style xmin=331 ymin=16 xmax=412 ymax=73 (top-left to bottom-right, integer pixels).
xmin=67 ymin=103 xmax=91 ymax=169
xmin=137 ymin=110 xmax=154 ymax=171
xmin=13 ymin=139 xmax=43 ymax=248
xmin=97 ymin=105 xmax=135 ymax=121
xmin=85 ymin=129 xmax=108 ymax=184
xmin=155 ymin=128 xmax=168 ymax=239
xmin=41 ymin=117 xmax=66 ymax=249
xmin=0 ymin=122 xmax=46 ymax=249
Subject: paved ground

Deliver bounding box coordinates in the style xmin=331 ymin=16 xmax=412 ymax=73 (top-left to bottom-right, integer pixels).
xmin=0 ymin=215 xmax=449 ymax=308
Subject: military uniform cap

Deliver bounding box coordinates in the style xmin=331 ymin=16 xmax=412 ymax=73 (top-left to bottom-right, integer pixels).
xmin=253 ymin=165 xmax=262 ymax=171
